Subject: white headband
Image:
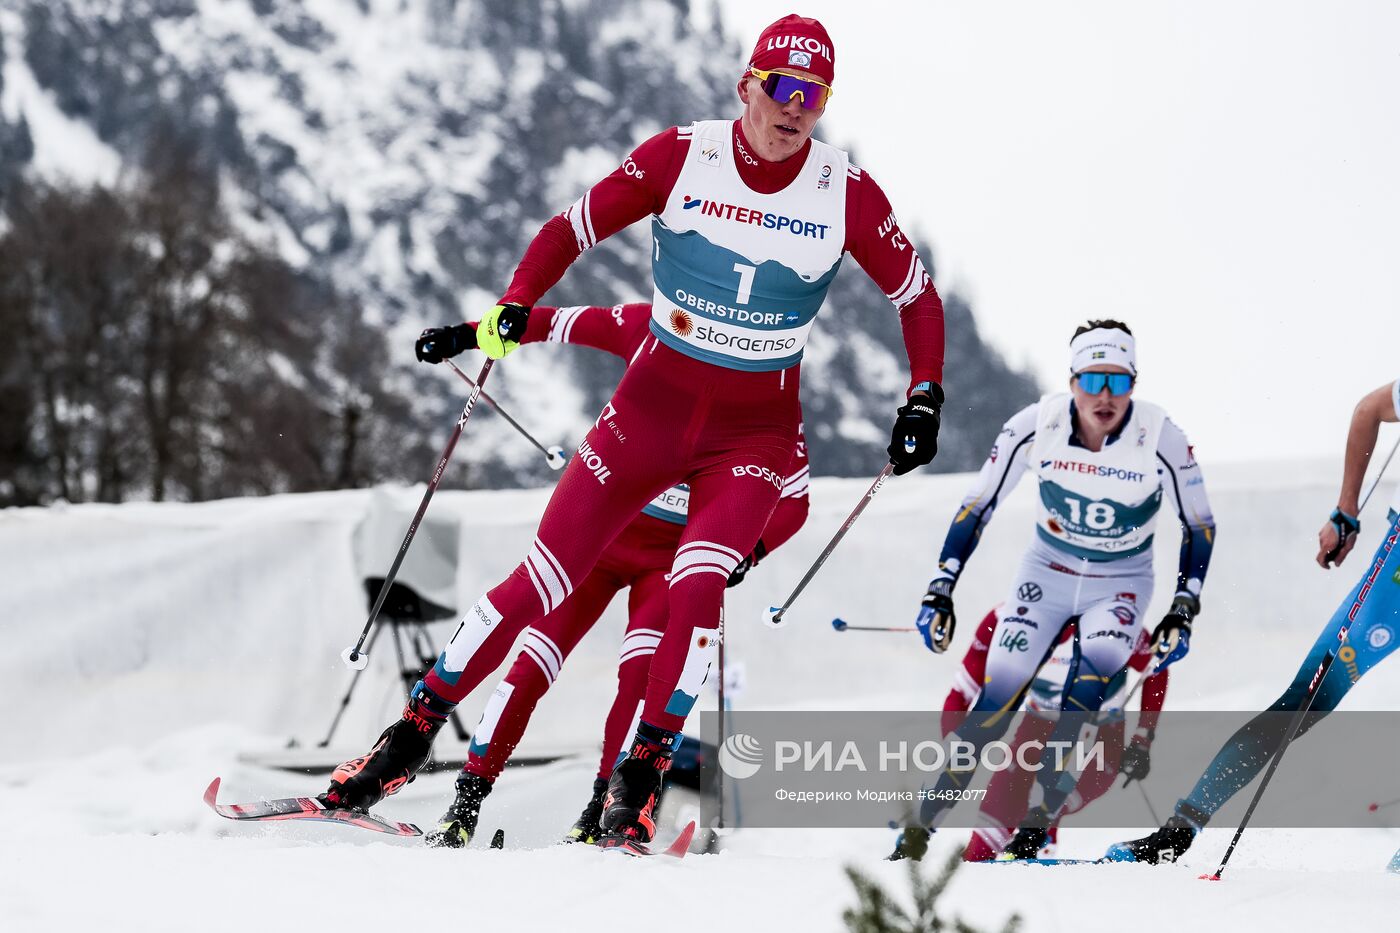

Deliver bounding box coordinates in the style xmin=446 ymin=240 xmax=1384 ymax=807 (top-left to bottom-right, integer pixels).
xmin=1069 ymin=328 xmax=1136 ymax=375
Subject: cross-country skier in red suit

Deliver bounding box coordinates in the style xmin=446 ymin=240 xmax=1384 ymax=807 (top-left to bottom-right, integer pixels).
xmin=419 ymin=303 xmax=810 ymax=848
xmin=931 ymin=605 xmax=1168 ymax=861
xmin=324 ymin=14 xmax=947 ymax=852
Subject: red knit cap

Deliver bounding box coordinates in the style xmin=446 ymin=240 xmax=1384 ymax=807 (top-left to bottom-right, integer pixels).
xmin=748 ymin=14 xmax=835 ymax=86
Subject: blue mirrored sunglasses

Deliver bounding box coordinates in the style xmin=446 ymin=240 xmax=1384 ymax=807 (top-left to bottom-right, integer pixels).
xmin=1075 ymin=371 xmax=1135 ymax=396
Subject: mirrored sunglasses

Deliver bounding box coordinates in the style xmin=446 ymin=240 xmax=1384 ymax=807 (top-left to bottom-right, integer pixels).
xmin=749 ymin=66 xmax=832 ymax=110
xmin=1075 ymin=372 xmax=1135 ymax=396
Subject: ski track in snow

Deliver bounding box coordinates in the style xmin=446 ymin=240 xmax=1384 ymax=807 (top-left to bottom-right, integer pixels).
xmin=4 ymin=739 xmax=1399 ymax=933
xmin=5 ymin=464 xmax=1400 ymax=930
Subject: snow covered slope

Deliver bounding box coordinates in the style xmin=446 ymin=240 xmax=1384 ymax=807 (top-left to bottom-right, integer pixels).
xmin=3 ymin=457 xmax=1399 ymax=931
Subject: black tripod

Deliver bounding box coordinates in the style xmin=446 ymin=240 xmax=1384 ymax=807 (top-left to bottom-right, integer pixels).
xmin=317 ymin=579 xmax=471 ymax=748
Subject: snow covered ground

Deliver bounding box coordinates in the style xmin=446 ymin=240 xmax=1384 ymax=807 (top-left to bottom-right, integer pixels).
xmin=4 ymin=458 xmax=1399 ymax=931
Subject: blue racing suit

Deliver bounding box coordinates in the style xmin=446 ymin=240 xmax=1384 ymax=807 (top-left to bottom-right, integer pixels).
xmin=1175 ymin=379 xmax=1400 ymax=827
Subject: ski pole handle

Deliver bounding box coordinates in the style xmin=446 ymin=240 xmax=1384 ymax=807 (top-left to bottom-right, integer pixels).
xmin=444 ymin=359 xmax=566 ymax=470
xmin=341 ymin=358 xmax=494 ymax=669
xmin=765 ymin=463 xmax=894 ymax=629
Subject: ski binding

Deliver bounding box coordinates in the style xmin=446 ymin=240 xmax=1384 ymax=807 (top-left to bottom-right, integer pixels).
xmin=203 ymin=777 xmax=422 ymax=837
xmin=597 ymin=820 xmax=697 ymax=859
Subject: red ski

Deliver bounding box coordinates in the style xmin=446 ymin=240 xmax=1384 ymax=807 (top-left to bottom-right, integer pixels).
xmin=202 ymin=777 xmax=422 ymax=837
xmin=597 ymin=820 xmax=697 ymax=859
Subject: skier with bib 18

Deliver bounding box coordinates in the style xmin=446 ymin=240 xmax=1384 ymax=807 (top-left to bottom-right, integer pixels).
xmin=891 ymin=320 xmax=1215 ymax=860
xmin=323 ymin=14 xmax=947 ymax=852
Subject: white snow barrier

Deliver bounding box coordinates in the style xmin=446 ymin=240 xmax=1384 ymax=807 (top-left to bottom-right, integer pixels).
xmin=3 ymin=458 xmax=1398 ymax=765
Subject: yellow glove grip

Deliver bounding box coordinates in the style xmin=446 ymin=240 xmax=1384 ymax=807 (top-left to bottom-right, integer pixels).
xmin=478 ymin=304 xmax=524 ymax=359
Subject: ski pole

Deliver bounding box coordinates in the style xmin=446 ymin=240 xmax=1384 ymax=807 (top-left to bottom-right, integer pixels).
xmin=1367 ymin=796 xmax=1400 ymax=813
xmin=1136 ymin=782 xmax=1161 ymax=825
xmin=1119 ymin=656 xmax=1163 ymax=711
xmin=717 ymin=605 xmax=726 ymax=833
xmin=1203 ymin=632 xmax=1345 ymax=881
xmin=1097 ymin=658 xmax=1164 ymax=800
xmin=1208 ymin=528 xmax=1398 ymax=878
xmin=831 ymin=618 xmax=917 ymax=634
xmin=1092 ymin=657 xmax=1162 ymax=739
xmin=340 ymin=358 xmax=495 ymax=670
xmin=1325 ymin=433 xmax=1399 ymax=562
xmin=443 ymin=359 xmax=566 ymax=470
xmin=318 ymin=622 xmax=386 ymax=746
xmin=1361 ymin=435 xmax=1400 ymax=512
xmin=764 ymin=463 xmax=895 ymax=628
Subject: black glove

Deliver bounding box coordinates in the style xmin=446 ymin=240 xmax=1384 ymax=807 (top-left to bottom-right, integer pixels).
xmin=415 ymin=323 xmax=477 ymax=364
xmin=726 ymin=541 xmax=767 ymax=588
xmin=1150 ymin=594 xmax=1199 ymax=667
xmin=1323 ymin=507 xmax=1360 ymax=566
xmin=887 ymin=383 xmax=944 ymax=476
xmin=1119 ymin=732 xmax=1153 ymax=786
xmin=915 ymin=577 xmax=956 ymax=653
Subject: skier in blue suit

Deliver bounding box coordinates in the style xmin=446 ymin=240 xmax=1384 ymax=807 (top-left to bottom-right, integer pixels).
xmin=1113 ymin=378 xmax=1400 ymax=863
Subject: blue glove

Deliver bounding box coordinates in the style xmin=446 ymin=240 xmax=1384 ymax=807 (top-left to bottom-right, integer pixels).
xmin=1150 ymin=594 xmax=1199 ymax=670
xmin=916 ymin=578 xmax=956 ymax=654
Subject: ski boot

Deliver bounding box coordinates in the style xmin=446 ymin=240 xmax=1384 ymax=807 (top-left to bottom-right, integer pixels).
xmin=597 ymin=723 xmax=676 ymax=851
xmin=323 ymin=681 xmax=453 ymax=811
xmin=887 ymin=826 xmax=931 ymax=861
xmin=997 ymin=803 xmax=1055 ymax=861
xmin=563 ymin=777 xmax=610 ymax=845
xmin=1001 ymin=825 xmax=1051 ymax=861
xmin=1105 ymin=813 xmax=1199 ymax=864
xmin=425 ymin=772 xmax=493 ymax=848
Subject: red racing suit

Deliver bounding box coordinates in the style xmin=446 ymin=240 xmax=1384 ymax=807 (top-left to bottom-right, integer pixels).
xmin=462 ymin=304 xmax=809 ymax=782
xmin=941 ymin=605 xmax=1169 ymax=861
xmin=423 ymin=118 xmax=943 ymax=734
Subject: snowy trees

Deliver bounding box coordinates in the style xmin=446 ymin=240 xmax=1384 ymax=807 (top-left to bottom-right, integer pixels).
xmin=0 ymin=135 xmax=422 ymax=506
